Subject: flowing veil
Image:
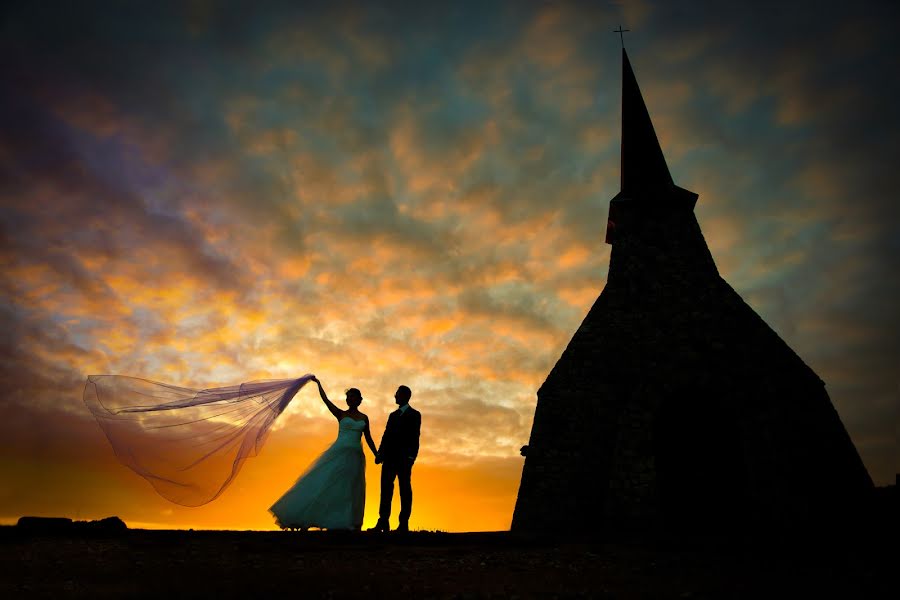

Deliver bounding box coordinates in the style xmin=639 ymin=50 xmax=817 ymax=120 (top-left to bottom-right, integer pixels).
xmin=84 ymin=374 xmax=314 ymax=506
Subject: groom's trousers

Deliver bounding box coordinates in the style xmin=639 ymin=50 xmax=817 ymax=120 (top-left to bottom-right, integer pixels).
xmin=379 ymin=459 xmax=412 ymax=525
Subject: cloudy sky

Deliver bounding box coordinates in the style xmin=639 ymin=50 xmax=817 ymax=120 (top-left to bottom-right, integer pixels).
xmin=2 ymin=0 xmax=897 ymax=531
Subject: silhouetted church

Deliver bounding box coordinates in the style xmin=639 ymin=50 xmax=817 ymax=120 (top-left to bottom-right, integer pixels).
xmin=512 ymin=48 xmax=872 ymax=534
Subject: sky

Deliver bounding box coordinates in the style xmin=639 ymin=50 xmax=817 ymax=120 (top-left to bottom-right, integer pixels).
xmin=1 ymin=0 xmax=898 ymax=531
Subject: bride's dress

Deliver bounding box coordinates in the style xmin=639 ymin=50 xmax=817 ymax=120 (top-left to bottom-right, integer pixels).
xmin=270 ymin=416 xmax=366 ymax=530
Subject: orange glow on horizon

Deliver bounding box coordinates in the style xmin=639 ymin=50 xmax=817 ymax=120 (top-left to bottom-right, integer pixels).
xmin=0 ymin=404 xmax=525 ymax=532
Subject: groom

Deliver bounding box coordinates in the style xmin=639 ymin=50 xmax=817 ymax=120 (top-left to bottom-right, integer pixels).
xmin=371 ymin=385 xmax=420 ymax=533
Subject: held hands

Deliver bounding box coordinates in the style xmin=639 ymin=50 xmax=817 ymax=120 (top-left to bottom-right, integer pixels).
xmin=371 ymin=454 xmax=414 ymax=466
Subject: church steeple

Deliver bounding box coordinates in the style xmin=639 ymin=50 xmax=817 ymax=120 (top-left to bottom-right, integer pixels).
xmin=606 ymin=48 xmax=698 ymax=244
xmin=620 ymin=48 xmax=674 ymax=196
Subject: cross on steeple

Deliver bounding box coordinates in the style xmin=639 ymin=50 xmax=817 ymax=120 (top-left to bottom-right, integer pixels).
xmin=613 ymin=26 xmax=630 ymax=48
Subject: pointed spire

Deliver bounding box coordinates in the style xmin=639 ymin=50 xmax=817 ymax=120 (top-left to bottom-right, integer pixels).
xmin=620 ymin=48 xmax=674 ymax=197
xmin=606 ymin=47 xmax=697 ymax=244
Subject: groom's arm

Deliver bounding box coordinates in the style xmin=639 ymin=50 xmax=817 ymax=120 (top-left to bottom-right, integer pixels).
xmin=408 ymin=411 xmax=420 ymax=463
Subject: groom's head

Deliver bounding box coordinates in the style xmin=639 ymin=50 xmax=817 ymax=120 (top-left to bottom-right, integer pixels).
xmin=395 ymin=385 xmax=411 ymax=406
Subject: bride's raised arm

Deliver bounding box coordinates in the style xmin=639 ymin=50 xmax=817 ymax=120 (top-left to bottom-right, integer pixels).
xmin=311 ymin=376 xmax=343 ymax=420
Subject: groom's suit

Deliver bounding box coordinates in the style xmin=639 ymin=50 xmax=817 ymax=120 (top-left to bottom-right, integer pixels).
xmin=376 ymin=404 xmax=421 ymax=528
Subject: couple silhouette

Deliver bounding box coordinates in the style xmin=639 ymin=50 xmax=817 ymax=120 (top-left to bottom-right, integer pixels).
xmin=269 ymin=377 xmax=421 ymax=532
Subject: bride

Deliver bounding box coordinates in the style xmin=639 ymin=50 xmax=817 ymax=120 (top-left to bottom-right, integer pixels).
xmin=269 ymin=376 xmax=378 ymax=531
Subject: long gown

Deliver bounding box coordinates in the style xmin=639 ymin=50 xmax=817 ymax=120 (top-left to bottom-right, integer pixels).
xmin=269 ymin=416 xmax=366 ymax=530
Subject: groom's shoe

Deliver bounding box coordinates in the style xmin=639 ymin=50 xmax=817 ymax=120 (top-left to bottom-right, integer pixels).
xmin=367 ymin=520 xmax=389 ymax=532
xmin=394 ymin=522 xmax=409 ymax=534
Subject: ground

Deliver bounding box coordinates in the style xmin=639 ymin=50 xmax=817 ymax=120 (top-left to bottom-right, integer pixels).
xmin=1 ymin=527 xmax=894 ymax=598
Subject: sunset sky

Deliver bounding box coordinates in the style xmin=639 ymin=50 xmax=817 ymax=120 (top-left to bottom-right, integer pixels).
xmin=2 ymin=0 xmax=898 ymax=531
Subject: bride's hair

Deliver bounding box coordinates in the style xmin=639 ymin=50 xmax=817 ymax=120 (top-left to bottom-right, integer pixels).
xmin=345 ymin=387 xmax=362 ymax=407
